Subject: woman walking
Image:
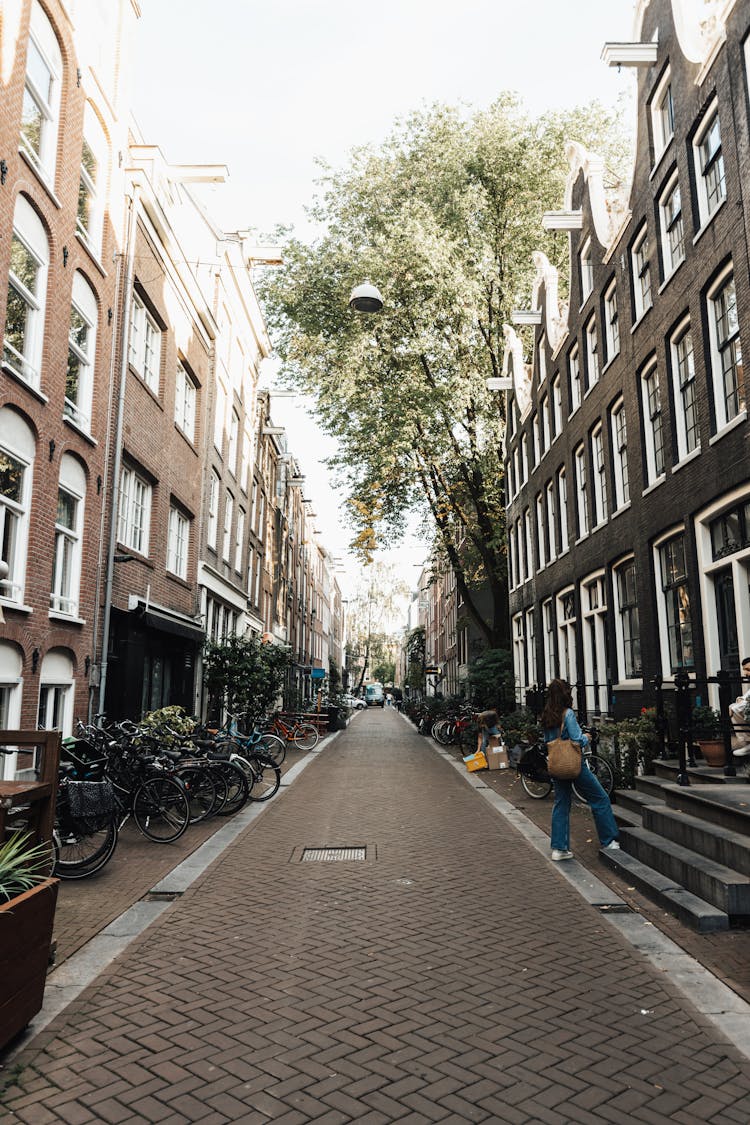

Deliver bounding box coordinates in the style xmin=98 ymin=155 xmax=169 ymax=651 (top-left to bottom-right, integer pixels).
xmin=541 ymin=679 xmax=620 ymax=862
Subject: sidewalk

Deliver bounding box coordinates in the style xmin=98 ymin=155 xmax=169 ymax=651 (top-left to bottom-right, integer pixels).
xmin=4 ymin=709 xmax=750 ymax=1122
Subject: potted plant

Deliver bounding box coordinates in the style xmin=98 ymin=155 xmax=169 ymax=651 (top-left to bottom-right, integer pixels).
xmin=691 ymin=704 xmax=725 ymax=767
xmin=0 ymin=832 xmax=59 ymax=1051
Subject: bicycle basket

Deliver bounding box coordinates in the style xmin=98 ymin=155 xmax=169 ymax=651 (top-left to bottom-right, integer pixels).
xmin=517 ymin=745 xmax=550 ymax=782
xmin=65 ymin=779 xmax=116 ymax=833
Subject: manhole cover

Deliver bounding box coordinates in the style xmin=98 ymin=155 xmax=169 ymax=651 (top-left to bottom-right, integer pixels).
xmin=301 ymin=846 xmax=367 ymax=862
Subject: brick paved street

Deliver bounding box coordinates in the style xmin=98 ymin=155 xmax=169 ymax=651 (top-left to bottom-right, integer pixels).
xmin=4 ymin=709 xmax=750 ymax=1123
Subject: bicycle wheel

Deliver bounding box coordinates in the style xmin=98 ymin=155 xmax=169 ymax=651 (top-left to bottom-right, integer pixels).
xmin=521 ymin=773 xmax=553 ymax=799
xmin=215 ymin=761 xmax=249 ymax=816
xmin=293 ymin=722 xmax=319 ymax=751
xmin=573 ymin=755 xmax=614 ymax=802
xmin=178 ymin=766 xmax=217 ymax=823
xmin=132 ymin=775 xmax=190 ymax=842
xmin=53 ymin=818 xmax=118 ymax=879
xmin=247 ymin=755 xmax=281 ymax=801
xmin=256 ymin=733 xmax=286 ymax=765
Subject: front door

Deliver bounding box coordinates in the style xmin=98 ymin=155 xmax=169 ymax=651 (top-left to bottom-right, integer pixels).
xmin=715 ymin=567 xmax=740 ymax=686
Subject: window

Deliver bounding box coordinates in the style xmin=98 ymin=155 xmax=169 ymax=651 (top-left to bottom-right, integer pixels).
xmin=708 ymin=270 xmax=744 ymax=430
xmin=524 ymin=508 xmax=533 ymax=581
xmin=129 ymin=292 xmax=161 ymax=393
xmin=235 ymin=507 xmax=245 ymax=572
xmin=537 ymin=334 xmax=547 ymax=384
xmin=614 ymin=558 xmax=642 ymax=679
xmin=632 ymin=226 xmax=652 ymax=322
xmin=543 ymin=599 xmax=556 ymax=685
xmin=557 ymin=588 xmax=578 ymax=686
xmin=641 ymin=362 xmax=665 ymax=485
xmin=37 ymin=650 xmax=74 ymax=737
xmin=525 ymin=608 xmax=535 ymax=690
xmin=257 ymin=492 xmax=265 ymax=541
xmin=51 ymin=456 xmax=85 ymax=617
xmin=76 ymin=105 xmax=108 ymax=256
xmin=167 ymin=507 xmax=189 ymax=579
xmin=568 ymin=346 xmax=582 ymax=414
xmin=0 ymin=645 xmax=22 ymax=779
xmin=174 ymin=362 xmax=196 ymax=442
xmin=658 ymin=533 xmax=694 ymax=671
xmin=536 ymin=493 xmax=546 ymax=569
xmin=651 ymin=70 xmax=674 ymax=160
xmin=532 ymin=415 xmax=540 ymax=466
xmin=520 ymin=434 xmax=528 ymax=484
xmin=508 ymin=525 xmax=516 ymax=589
xmin=241 ymin=431 xmax=251 ymax=493
xmin=65 ymin=273 xmax=97 ymax=432
xmin=709 ymin=499 xmax=750 ymax=560
xmin=541 ymin=394 xmax=550 ymax=452
xmin=118 ymin=465 xmax=151 ymax=555
xmin=591 ymin=424 xmax=607 ymax=527
xmin=551 ymin=376 xmax=562 ymax=438
xmin=575 ymin=444 xmax=588 ymax=539
xmin=207 ymin=471 xmax=220 ymax=550
xmin=611 ymin=401 xmax=629 ymax=511
xmin=228 ymin=409 xmax=240 ymax=476
xmin=580 ymin=238 xmax=593 ymax=302
xmin=670 ymin=321 xmax=700 ymax=460
xmin=19 ymin=1 xmax=62 ymax=182
xmin=585 ymin=316 xmax=599 ymax=389
xmin=557 ymin=468 xmax=569 ymax=553
xmin=0 ymin=410 xmax=34 ymax=607
xmin=3 ymin=196 xmax=49 ymax=389
xmin=694 ymin=105 xmax=726 ymax=226
xmin=604 ymin=282 xmax=619 ymax=361
xmin=247 ymin=544 xmax=255 ymax=597
xmin=222 ymin=492 xmax=234 ymax=561
xmin=659 ymin=175 xmax=684 ymax=278
xmin=582 ymin=574 xmax=609 ymax=716
xmin=546 ymin=480 xmax=557 ymax=561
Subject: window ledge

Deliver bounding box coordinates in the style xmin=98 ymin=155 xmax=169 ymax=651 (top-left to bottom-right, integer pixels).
xmin=18 ymin=148 xmax=63 ymax=209
xmin=693 ymin=197 xmax=727 ymax=246
xmin=583 ymin=381 xmax=599 ymax=399
xmin=0 ymin=600 xmax=32 ymax=616
xmin=709 ymin=410 xmax=747 ymax=445
xmin=658 ymin=256 xmax=686 ymax=295
xmin=166 ymin=572 xmax=191 ymax=589
xmin=1 ymin=362 xmax=49 ymax=404
xmin=612 ymin=501 xmax=632 ymax=520
xmin=575 ymin=533 xmax=589 ymax=546
xmin=75 ymin=233 xmax=108 ymax=279
xmin=568 ymin=406 xmax=581 ymax=420
xmin=592 ymin=518 xmax=609 ymax=533
xmin=673 ymin=446 xmax=702 ymax=472
xmin=630 ymin=305 xmax=653 ymax=334
xmin=642 ymin=475 xmax=667 ymax=497
xmin=174 ymin=423 xmax=198 ymax=453
xmin=63 ymin=415 xmax=97 ymax=446
xmin=612 ymin=679 xmax=645 ymax=692
xmin=48 ymin=611 xmax=86 ymax=625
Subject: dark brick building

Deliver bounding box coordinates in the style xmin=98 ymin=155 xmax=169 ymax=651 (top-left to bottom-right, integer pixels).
xmin=505 ymin=0 xmax=750 ymax=719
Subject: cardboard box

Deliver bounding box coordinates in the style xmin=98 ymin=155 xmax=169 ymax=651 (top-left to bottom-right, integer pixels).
xmin=486 ymin=737 xmax=509 ymax=770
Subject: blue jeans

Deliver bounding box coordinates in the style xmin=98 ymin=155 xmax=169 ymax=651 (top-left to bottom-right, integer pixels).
xmin=481 ymin=726 xmax=500 ymax=751
xmin=550 ymin=761 xmax=619 ymax=851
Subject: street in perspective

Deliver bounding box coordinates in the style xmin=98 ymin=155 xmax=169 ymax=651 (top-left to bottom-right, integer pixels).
xmin=3 ymin=0 xmax=750 ymax=1121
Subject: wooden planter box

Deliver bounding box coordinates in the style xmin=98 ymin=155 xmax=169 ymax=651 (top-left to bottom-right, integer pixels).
xmin=0 ymin=877 xmax=59 ymax=1051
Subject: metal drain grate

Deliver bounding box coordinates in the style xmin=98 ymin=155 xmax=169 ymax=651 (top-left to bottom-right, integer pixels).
xmin=301 ymin=846 xmax=367 ymax=863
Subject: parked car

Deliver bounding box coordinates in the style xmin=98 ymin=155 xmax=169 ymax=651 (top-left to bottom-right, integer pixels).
xmin=343 ymin=694 xmax=366 ymax=710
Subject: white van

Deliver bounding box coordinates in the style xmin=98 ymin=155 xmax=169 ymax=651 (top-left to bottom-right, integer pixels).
xmin=364 ymin=683 xmax=385 ymax=707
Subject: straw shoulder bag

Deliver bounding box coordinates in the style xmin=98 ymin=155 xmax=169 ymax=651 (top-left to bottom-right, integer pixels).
xmin=546 ymin=710 xmax=582 ymax=780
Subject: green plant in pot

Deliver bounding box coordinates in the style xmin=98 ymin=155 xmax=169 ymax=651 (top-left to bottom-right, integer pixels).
xmin=0 ymin=831 xmax=51 ymax=903
xmin=691 ymin=704 xmax=725 ymax=766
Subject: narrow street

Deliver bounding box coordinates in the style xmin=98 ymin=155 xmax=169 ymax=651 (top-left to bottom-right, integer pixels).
xmin=4 ymin=709 xmax=750 ymax=1123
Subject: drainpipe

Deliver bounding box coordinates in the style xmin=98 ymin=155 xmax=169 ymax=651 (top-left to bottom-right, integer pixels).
xmin=97 ymin=185 xmax=139 ymax=718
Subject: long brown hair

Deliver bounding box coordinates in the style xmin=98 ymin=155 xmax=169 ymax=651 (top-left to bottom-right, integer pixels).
xmin=540 ymin=678 xmax=573 ymax=729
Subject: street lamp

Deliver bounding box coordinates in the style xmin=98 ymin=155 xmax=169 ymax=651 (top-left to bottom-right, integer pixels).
xmin=349 ymin=280 xmax=383 ymax=313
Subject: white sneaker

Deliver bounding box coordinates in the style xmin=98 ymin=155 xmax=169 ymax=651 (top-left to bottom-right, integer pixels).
xmin=551 ymin=849 xmax=574 ymax=861
xmin=603 ymin=841 xmax=621 ymax=850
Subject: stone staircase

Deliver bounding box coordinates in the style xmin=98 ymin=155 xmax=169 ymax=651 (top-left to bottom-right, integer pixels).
xmin=603 ymin=759 xmax=750 ymax=932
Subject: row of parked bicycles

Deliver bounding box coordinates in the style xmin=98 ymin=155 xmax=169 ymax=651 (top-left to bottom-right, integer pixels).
xmin=53 ymin=712 xmax=322 ymax=881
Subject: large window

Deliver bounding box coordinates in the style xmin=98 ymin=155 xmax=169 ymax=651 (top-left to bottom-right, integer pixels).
xmin=235 ymin=507 xmax=245 ymax=573
xmin=614 ymin=558 xmax=642 ymax=680
xmin=632 ymin=225 xmax=652 ymax=322
xmin=76 ymin=105 xmax=108 ymax=257
xmin=37 ymin=650 xmax=74 ymax=737
xmin=659 ymin=175 xmax=685 ymax=279
xmin=167 ymin=506 xmax=189 ymax=579
xmin=129 ymin=292 xmax=161 ymax=393
xmin=65 ymin=273 xmax=97 ymax=432
xmin=580 ymin=238 xmax=593 ymax=303
xmin=651 ymin=70 xmax=674 ymax=161
xmin=575 ymin=444 xmax=588 ymax=539
xmin=568 ymin=345 xmax=582 ymax=414
xmin=3 ymin=196 xmax=49 ymax=389
xmin=551 ymin=376 xmax=562 ymax=438
xmin=584 ymin=316 xmax=599 ymax=390
xmin=118 ymin=464 xmax=151 ymax=555
xmin=591 ymin=424 xmax=607 ymax=528
xmin=694 ymin=104 xmax=726 ymax=226
xmin=51 ymin=456 xmax=85 ymax=617
xmin=641 ymin=361 xmax=665 ymax=485
xmin=0 ymin=410 xmax=34 ymax=607
xmin=543 ymin=599 xmax=556 ymax=685
xmin=222 ymin=492 xmax=234 ymax=562
xmin=535 ymin=493 xmax=546 ymax=569
xmin=708 ymin=270 xmax=744 ymax=430
xmin=546 ymin=480 xmax=557 ymax=562
xmin=207 ymin=471 xmax=220 ymax=550
xmin=524 ymin=508 xmax=533 ymax=581
xmin=228 ymin=409 xmax=240 ymax=476
xmin=670 ymin=320 xmax=700 ymax=461
xmin=557 ymin=468 xmax=569 ymax=554
xmin=611 ymin=400 xmax=629 ymax=511
xmin=582 ymin=574 xmax=609 ymax=716
xmin=19 ymin=1 xmax=62 ymax=183
xmin=604 ymin=281 xmax=619 ymax=362
xmin=658 ymin=533 xmax=694 ymax=672
xmin=556 ymin=588 xmax=578 ymax=687
xmin=540 ymin=394 xmax=550 ymax=452
xmin=174 ymin=362 xmax=196 ymax=442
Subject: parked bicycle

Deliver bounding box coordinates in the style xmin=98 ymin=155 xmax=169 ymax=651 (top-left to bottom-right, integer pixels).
xmin=265 ymin=712 xmax=320 ymax=751
xmin=517 ymin=725 xmax=614 ymax=801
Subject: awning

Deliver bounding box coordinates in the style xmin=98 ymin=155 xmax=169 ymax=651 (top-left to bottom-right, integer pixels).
xmin=138 ymin=606 xmax=205 ymax=642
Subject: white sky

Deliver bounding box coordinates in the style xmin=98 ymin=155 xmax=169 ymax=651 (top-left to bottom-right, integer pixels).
xmin=132 ymin=0 xmax=636 ymax=598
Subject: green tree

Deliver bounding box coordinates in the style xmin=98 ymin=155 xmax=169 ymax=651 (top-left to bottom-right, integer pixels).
xmin=203 ymin=635 xmax=290 ymax=725
xmin=262 ymin=96 xmax=630 ymax=647
xmin=467 ymin=648 xmax=515 ymax=709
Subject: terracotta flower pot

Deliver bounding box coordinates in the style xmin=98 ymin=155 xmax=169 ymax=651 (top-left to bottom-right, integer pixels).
xmin=697 ymin=739 xmax=726 ymax=767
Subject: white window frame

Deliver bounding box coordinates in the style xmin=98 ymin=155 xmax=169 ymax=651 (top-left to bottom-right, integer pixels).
xmin=0 ymin=443 xmax=32 ymax=608
xmin=222 ymin=492 xmax=234 ymax=562
xmin=582 ymin=572 xmax=609 ymax=717
xmin=51 ymin=462 xmax=84 ymax=617
xmin=557 ymin=468 xmax=569 ymax=554
xmin=611 ymin=399 xmax=629 ymax=512
xmin=654 ymin=528 xmax=695 ymax=676
xmin=670 ymin=318 xmax=700 ymax=462
xmin=632 ymin=225 xmax=652 ymax=322
xmin=235 ymin=507 xmax=245 ymax=573
xmin=513 ymin=612 xmax=528 ymax=702
xmin=568 ymin=345 xmax=582 ymax=415
xmin=552 ymin=375 xmax=562 ymax=438
xmin=537 ymin=333 xmax=547 ymax=384
xmin=117 ymin=465 xmax=151 ymax=556
xmin=651 ymin=68 xmax=674 ymax=163
xmin=19 ymin=1 xmax=63 ymax=184
xmin=542 ymin=598 xmax=556 ymax=686
xmin=129 ymin=292 xmax=161 ymax=393
xmin=174 ymin=362 xmax=196 ymax=442
xmin=241 ymin=431 xmax=251 ymax=494
xmin=575 ymin=444 xmax=588 ymax=540
xmin=546 ymin=480 xmax=557 ymax=562
xmin=76 ymin=105 xmax=108 ymax=258
xmin=524 ymin=508 xmax=533 ymax=582
xmin=525 ymin=607 xmax=535 ymax=690
xmin=612 ymin=555 xmax=642 ymax=684
xmin=207 ymin=471 xmax=220 ymax=550
xmin=579 ymin=237 xmax=593 ymax=304
xmin=604 ymin=281 xmax=620 ymax=362
xmin=694 ymin=102 xmax=726 ymax=228
xmin=228 ymin=409 xmax=240 ymax=476
xmin=3 ymin=197 xmax=49 ymax=390
xmin=508 ymin=524 xmax=516 ymax=589
xmin=707 ymin=268 xmax=745 ymax=432
xmin=585 ymin=316 xmax=599 ymax=390
xmin=641 ymin=360 xmax=666 ymax=486
xmin=535 ymin=492 xmax=546 ymax=569
xmin=556 ymin=587 xmax=578 ymax=688
xmin=659 ymin=173 xmax=685 ymax=280
xmin=521 ymin=434 xmax=528 ymax=484
xmin=167 ymin=506 xmax=189 ymax=580
xmin=591 ymin=424 xmax=608 ymax=528
xmin=532 ymin=414 xmax=540 ymax=466
xmin=65 ymin=272 xmax=97 ymax=433
xmin=541 ymin=394 xmax=550 ymax=452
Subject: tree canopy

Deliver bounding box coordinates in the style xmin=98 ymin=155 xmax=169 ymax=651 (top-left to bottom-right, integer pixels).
xmin=261 ymin=95 xmax=631 ymax=647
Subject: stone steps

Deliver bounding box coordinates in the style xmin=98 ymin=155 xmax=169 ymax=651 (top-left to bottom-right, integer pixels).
xmin=599 ymin=846 xmax=729 ymax=933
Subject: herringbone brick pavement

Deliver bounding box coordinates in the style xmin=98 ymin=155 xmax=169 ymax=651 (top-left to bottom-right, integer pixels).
xmin=3 ymin=710 xmax=750 ymax=1123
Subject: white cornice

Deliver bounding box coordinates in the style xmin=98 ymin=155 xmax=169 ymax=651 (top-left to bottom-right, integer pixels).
xmin=601 ymin=41 xmax=659 ymax=66
xmin=542 ymin=210 xmax=583 ymax=231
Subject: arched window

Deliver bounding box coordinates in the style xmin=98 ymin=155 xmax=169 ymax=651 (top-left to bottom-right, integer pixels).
xmin=51 ymin=455 xmax=86 ymax=618
xmin=76 ymin=104 xmax=109 ymax=257
xmin=19 ymin=0 xmax=63 ymax=183
xmin=0 ymin=408 xmax=35 ymax=606
xmin=0 ymin=644 xmax=23 ymax=780
xmin=37 ymin=649 xmax=75 ymax=737
xmin=65 ymin=272 xmax=98 ymax=432
xmin=3 ymin=195 xmax=50 ymax=389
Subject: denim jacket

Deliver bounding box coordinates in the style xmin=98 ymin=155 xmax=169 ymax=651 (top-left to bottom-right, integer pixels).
xmin=543 ymin=708 xmax=589 ymax=749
